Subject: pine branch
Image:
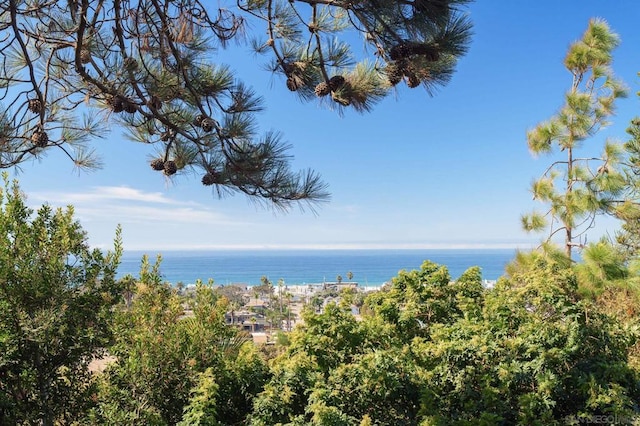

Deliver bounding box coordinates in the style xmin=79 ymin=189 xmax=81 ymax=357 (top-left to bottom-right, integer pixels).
xmin=0 ymin=0 xmax=472 ymax=208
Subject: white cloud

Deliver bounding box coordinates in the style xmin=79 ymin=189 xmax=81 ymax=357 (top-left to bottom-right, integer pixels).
xmin=29 ymin=186 xmax=180 ymax=205
xmin=27 ymin=186 xmax=249 ymax=227
xmin=74 ymin=204 xmax=239 ymax=225
xmin=331 ymin=204 xmax=360 ymax=214
xmin=23 ymin=187 xmax=539 ymax=252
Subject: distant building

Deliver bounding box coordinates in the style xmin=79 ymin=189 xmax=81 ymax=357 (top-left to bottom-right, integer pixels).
xmin=322 ymin=281 xmax=358 ymax=291
xmin=251 ymin=332 xmax=270 ymax=345
xmin=227 ymin=283 xmax=249 ymax=291
xmin=483 ymin=280 xmax=497 ymax=289
xmin=245 ymin=297 xmax=269 ymax=313
xmin=225 ymin=310 xmax=268 ymax=332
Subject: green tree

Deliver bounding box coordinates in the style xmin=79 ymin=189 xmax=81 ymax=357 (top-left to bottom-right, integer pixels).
xmin=0 ymin=0 xmax=472 ymax=207
xmin=308 ymin=348 xmax=424 ymax=425
xmin=363 ymin=261 xmax=481 ymax=343
xmin=214 ymin=284 xmax=247 ymax=324
xmin=285 ymin=292 xmax=294 ymax=331
xmin=250 ymin=304 xmax=366 ymax=425
xmin=0 ymin=175 xmax=123 ymax=425
xmin=575 ymin=238 xmax=628 ymax=293
xmin=252 ymin=256 xmax=640 ymax=425
xmin=250 ymin=352 xmax=322 ymax=425
xmin=309 ymin=294 xmax=324 ymax=313
xmin=177 ymin=368 xmax=220 ymax=426
xmin=250 ymin=263 xmax=485 ymax=425
xmin=522 ymin=19 xmax=628 ymax=259
xmin=615 ymin=116 xmax=640 ymax=258
xmin=418 ymin=254 xmax=640 ymax=425
xmin=91 ymin=262 xmax=269 ymax=425
xmin=255 ymin=276 xmax=274 ymax=299
xmin=215 ymin=283 xmax=243 ymax=305
xmin=277 ymin=278 xmax=285 ymax=326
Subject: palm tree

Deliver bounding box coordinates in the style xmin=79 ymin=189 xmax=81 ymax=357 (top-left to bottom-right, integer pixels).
xmin=266 ymin=307 xmax=280 ymax=331
xmin=277 ymin=279 xmax=285 ymax=321
xmin=229 ymin=301 xmax=238 ymax=326
xmin=120 ymin=274 xmax=136 ymax=309
xmin=285 ymin=292 xmax=293 ymax=331
xmin=310 ymin=295 xmax=323 ymax=314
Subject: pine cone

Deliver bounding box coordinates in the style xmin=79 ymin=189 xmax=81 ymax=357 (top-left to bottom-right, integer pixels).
xmin=314 ymin=82 xmax=330 ymax=97
xmin=31 ymin=130 xmax=48 ymax=148
xmin=109 ymin=96 xmax=124 ymax=113
xmin=390 ymin=41 xmax=439 ymax=62
xmin=389 ymin=42 xmax=410 ymax=61
xmin=413 ymin=0 xmax=448 ymax=18
xmin=80 ymin=49 xmax=92 ymax=64
xmin=202 ymin=172 xmax=219 ymax=186
xmin=163 ymin=160 xmax=178 ymax=176
xmin=331 ymin=91 xmax=351 ymax=107
xmin=150 ymin=158 xmax=165 ymax=171
xmin=328 ymin=75 xmax=346 ymax=91
xmin=147 ymin=95 xmax=162 ymax=111
xmin=28 ymin=99 xmax=43 ymax=114
xmin=123 ymin=100 xmax=137 ymax=113
xmin=123 ymin=57 xmax=138 ymax=72
xmin=406 ymin=72 xmax=421 ymax=88
xmin=286 ymin=77 xmax=302 ymax=92
xmin=282 ymin=61 xmax=300 ymax=77
xmin=160 ymin=131 xmax=173 ymax=142
xmin=193 ymin=114 xmax=206 ymax=127
xmin=385 ymin=63 xmax=404 ymax=86
xmin=201 ymin=118 xmax=217 ymax=133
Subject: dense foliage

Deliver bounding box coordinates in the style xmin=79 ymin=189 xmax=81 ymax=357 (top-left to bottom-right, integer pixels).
xmin=420 ymin=255 xmax=640 ymax=425
xmin=88 ymin=259 xmax=269 ymax=425
xmin=0 ymin=175 xmax=122 ymax=426
xmin=249 ymin=259 xmax=640 ymax=425
xmin=0 ymin=184 xmax=638 ymax=424
xmin=616 ymin=116 xmax=640 ymax=259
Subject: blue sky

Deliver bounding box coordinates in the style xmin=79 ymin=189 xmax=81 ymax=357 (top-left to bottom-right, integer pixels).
xmin=11 ymin=1 xmax=640 ymax=251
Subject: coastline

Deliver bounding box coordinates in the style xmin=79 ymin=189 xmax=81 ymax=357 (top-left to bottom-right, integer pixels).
xmin=116 ymin=248 xmax=517 ymax=287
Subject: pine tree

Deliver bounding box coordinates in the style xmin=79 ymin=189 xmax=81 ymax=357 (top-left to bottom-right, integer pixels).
xmin=521 ymin=19 xmax=628 ymax=259
xmin=615 ymin=116 xmax=640 ymax=258
xmin=0 ymin=0 xmax=472 ymax=209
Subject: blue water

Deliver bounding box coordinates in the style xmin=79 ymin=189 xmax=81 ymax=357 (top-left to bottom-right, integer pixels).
xmin=116 ymin=249 xmax=518 ymax=287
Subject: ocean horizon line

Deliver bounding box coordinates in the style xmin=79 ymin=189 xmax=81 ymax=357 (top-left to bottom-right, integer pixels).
xmin=116 ymin=248 xmax=522 ymax=286
xmin=115 ymin=243 xmax=538 ymax=252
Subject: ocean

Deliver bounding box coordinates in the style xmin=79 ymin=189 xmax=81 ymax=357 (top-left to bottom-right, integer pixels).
xmin=116 ymin=249 xmax=519 ymax=287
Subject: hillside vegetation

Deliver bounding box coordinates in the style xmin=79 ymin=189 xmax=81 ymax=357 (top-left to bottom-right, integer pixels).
xmin=1 ymin=175 xmax=639 ymax=425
